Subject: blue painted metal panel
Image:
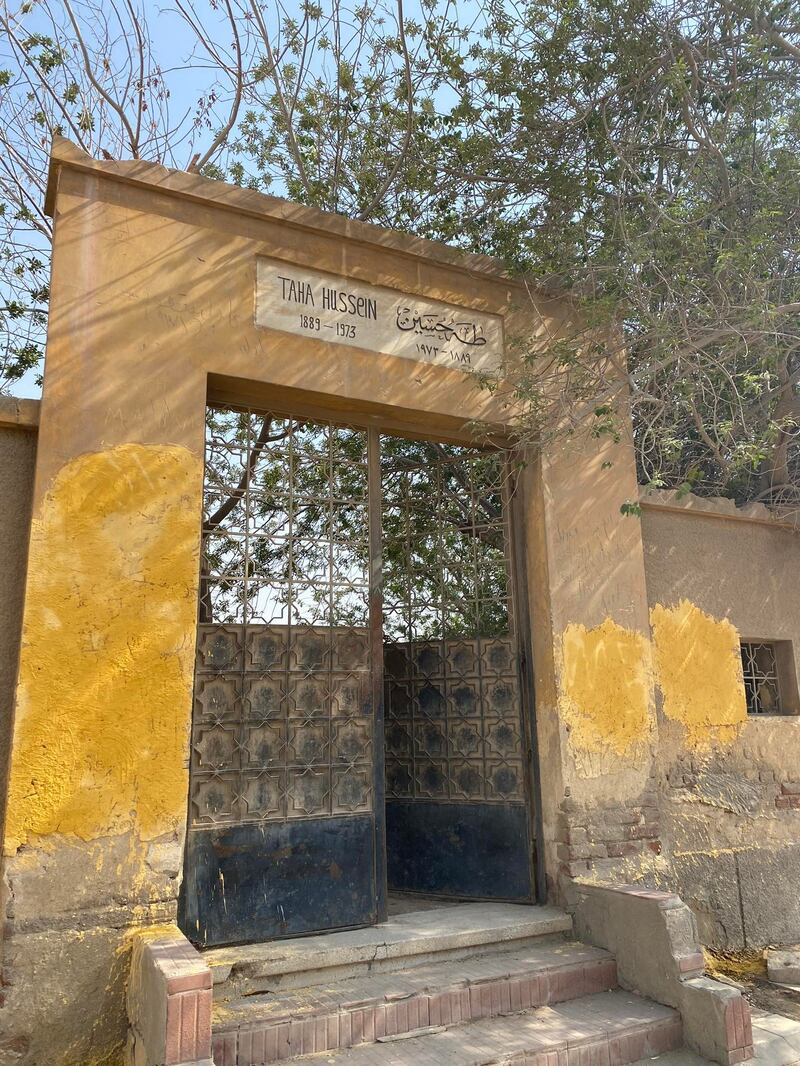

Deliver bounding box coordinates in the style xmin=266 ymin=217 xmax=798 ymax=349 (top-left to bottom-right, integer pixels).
xmin=181 ymin=814 xmax=376 ymax=946
xmin=385 ymin=799 xmax=533 ymax=900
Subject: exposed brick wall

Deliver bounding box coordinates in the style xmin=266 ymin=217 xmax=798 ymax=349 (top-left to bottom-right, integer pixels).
xmin=776 ymin=781 xmax=800 ymax=810
xmin=651 ymin=751 xmax=800 ymax=949
xmin=660 ymin=753 xmax=800 ymax=818
xmin=556 ymin=779 xmax=662 ymax=881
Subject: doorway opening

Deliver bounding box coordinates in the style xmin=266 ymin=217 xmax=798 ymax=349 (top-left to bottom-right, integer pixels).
xmin=380 ymin=435 xmax=533 ymax=902
xmin=179 ymin=405 xmax=536 ymax=948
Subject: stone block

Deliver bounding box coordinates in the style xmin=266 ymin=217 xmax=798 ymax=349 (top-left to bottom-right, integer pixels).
xmin=557 ymin=842 xmax=608 ymax=862
xmin=766 ymin=945 xmax=800 ymax=986
xmin=678 ymin=977 xmax=751 ymax=1064
xmin=606 ymin=842 xmax=642 ymax=858
xmin=569 ymin=882 xmax=752 ymax=1066
xmin=624 ymin=823 xmax=660 ymax=840
xmin=596 ymin=825 xmax=628 ymax=843
xmin=127 ymin=929 xmax=212 ymax=1066
xmin=565 ymin=827 xmax=589 ymax=846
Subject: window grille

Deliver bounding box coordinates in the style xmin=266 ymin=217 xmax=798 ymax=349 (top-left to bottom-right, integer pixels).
xmin=740 ymin=641 xmax=782 ymax=715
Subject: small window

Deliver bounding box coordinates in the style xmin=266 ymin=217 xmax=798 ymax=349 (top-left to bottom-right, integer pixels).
xmin=740 ymin=641 xmax=783 ymax=714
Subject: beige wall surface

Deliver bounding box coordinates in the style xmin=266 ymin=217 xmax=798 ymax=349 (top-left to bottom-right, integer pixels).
xmin=526 ymin=430 xmax=659 ymax=898
xmin=642 ymin=505 xmax=800 ymax=654
xmin=5 ymin=138 xmax=640 ymax=1066
xmin=3 ymin=137 xmax=798 ymax=1064
xmin=642 ymin=501 xmax=800 ymax=950
xmin=0 ymin=418 xmax=37 ymax=841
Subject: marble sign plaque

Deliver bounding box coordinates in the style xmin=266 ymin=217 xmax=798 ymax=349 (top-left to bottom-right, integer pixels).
xmin=256 ymin=257 xmax=504 ymax=376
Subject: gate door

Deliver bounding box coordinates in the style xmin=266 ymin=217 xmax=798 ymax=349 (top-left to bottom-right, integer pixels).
xmin=382 ymin=437 xmax=534 ymax=901
xmin=181 ymin=406 xmax=381 ymax=946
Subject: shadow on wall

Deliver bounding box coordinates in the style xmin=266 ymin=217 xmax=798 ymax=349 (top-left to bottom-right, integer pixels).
xmin=0 ymin=419 xmax=37 ymax=842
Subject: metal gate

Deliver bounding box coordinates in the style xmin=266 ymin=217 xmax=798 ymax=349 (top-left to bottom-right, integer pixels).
xmin=180 ymin=408 xmax=383 ymax=946
xmin=180 ymin=405 xmax=534 ymax=948
xmin=381 ymin=437 xmax=534 ymax=900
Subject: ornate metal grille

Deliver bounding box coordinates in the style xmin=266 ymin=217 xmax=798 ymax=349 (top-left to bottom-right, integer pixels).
xmin=740 ymin=641 xmax=782 ymax=714
xmin=381 ymin=437 xmax=525 ymax=805
xmin=190 ymin=407 xmax=374 ymax=828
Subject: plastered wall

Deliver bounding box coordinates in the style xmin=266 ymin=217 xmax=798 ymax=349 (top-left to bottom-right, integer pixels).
xmin=8 ymin=135 xmax=789 ymax=1062
xmin=1 ymin=138 xmax=602 ymax=1066
xmin=0 ymin=409 xmax=37 ymax=842
xmin=642 ymin=499 xmax=800 ymax=950
xmin=525 ymin=430 xmax=661 ymax=900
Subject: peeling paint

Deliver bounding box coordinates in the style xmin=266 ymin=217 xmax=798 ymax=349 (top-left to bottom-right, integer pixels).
xmin=3 ymin=443 xmax=203 ymax=853
xmin=558 ymin=619 xmax=653 ymax=772
xmin=651 ymin=600 xmax=746 ymax=748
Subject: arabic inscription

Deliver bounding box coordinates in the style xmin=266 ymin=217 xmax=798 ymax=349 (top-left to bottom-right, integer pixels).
xmin=256 ymin=257 xmax=504 ymax=375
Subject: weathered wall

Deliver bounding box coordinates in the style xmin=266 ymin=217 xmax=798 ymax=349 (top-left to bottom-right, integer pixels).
xmin=525 ymin=426 xmax=663 ymax=902
xmin=0 ymin=403 xmax=38 ymax=844
xmin=7 ymin=136 xmax=764 ymax=1062
xmin=641 ymin=495 xmax=800 ymax=950
xmin=0 ymin=138 xmax=582 ymax=1066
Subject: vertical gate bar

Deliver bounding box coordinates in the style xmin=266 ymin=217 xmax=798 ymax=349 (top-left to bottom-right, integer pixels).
xmin=367 ymin=425 xmax=387 ymax=922
xmin=506 ymin=451 xmax=547 ymax=904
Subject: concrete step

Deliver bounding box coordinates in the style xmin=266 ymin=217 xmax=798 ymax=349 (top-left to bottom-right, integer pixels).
xmin=204 ymin=903 xmax=572 ymax=997
xmin=766 ymin=946 xmax=800 ymax=988
xmin=212 ymin=989 xmax=682 ymax=1066
xmin=212 ymin=939 xmax=617 ymax=1061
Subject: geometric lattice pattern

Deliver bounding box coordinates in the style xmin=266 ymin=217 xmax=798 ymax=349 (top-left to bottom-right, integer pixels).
xmin=381 ymin=438 xmax=526 ymax=806
xmin=190 ymin=408 xmax=373 ymax=828
xmin=384 ymin=636 xmax=525 ymax=802
xmin=740 ymin=640 xmax=782 ymax=715
xmin=192 ymin=624 xmax=372 ymax=825
xmin=189 ymin=409 xmax=527 ymax=826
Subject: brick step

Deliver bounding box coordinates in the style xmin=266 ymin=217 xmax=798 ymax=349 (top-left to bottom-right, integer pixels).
xmin=205 ymin=903 xmax=572 ymax=998
xmin=212 ymin=989 xmax=682 ymax=1066
xmin=211 ymin=940 xmax=617 ymax=1064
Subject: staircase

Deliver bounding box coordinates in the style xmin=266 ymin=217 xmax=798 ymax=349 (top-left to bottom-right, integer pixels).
xmin=206 ymin=902 xmax=684 ymax=1065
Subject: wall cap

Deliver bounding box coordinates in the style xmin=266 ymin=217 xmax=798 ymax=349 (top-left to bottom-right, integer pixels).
xmin=640 ymin=486 xmax=798 ymax=531
xmin=0 ymin=395 xmax=40 ymax=429
xmin=44 ymin=136 xmax=565 ymax=304
xmin=127 ymin=926 xmax=212 ymax=1066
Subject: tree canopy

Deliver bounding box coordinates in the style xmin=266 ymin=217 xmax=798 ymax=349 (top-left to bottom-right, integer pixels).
xmin=1 ymin=0 xmax=797 ymax=515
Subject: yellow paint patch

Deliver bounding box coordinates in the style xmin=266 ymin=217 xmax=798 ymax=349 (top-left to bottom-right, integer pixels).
xmin=559 ymin=619 xmax=653 ymax=769
xmin=650 ymin=600 xmax=746 ymax=748
xmin=4 ymin=444 xmax=203 ymax=853
xmin=704 ymin=947 xmax=767 ymax=982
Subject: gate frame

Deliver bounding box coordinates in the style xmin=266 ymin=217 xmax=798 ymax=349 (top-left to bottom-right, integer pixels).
xmin=184 ymin=391 xmax=546 ymax=939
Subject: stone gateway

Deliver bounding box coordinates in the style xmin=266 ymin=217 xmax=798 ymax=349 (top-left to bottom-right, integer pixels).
xmin=0 ymin=138 xmax=798 ymax=1066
